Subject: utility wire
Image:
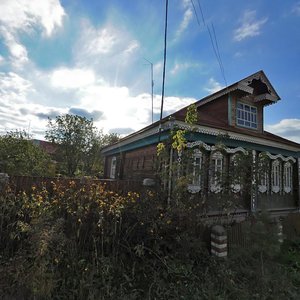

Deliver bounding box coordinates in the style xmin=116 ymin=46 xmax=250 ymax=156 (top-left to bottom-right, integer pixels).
xmin=212 ymin=23 xmax=227 ymax=86
xmin=196 ymin=0 xmax=206 ymax=26
xmin=190 ymin=0 xmax=228 ymax=88
xmin=159 ymin=0 xmax=169 ymax=142
xmin=190 ymin=0 xmax=200 ymax=26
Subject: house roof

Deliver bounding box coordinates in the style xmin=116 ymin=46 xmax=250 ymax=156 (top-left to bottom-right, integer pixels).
xmin=102 ymin=70 xmax=300 ymax=155
xmin=31 ymin=139 xmax=57 ymax=155
xmin=172 ymin=70 xmax=280 ymax=118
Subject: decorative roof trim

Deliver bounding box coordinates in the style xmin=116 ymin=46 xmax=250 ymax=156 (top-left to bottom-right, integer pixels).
xmin=253 ymin=93 xmax=278 ymax=103
xmin=198 ymin=83 xmax=253 ymax=106
xmin=102 ymin=119 xmax=300 ymax=155
xmin=174 ymin=120 xmax=300 ymax=153
xmin=241 ymin=70 xmax=280 ymax=100
xmin=187 ymin=140 xmax=248 ymax=154
xmin=102 ymin=125 xmax=160 ymax=154
xmin=261 ymin=152 xmax=296 ymax=163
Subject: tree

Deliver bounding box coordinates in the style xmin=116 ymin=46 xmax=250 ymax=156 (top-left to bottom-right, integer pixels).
xmin=0 ymin=130 xmax=54 ymax=176
xmin=46 ymin=114 xmax=96 ymax=176
xmin=45 ymin=114 xmax=120 ymax=177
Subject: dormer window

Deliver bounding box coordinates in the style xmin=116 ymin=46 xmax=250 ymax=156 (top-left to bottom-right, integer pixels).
xmin=236 ymin=102 xmax=257 ymax=129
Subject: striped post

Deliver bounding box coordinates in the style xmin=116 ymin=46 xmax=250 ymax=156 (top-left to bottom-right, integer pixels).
xmin=277 ymin=220 xmax=283 ymax=244
xmin=211 ymin=225 xmax=227 ymax=258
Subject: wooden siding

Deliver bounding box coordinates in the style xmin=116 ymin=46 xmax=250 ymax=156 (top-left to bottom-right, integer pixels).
xmin=122 ymin=145 xmax=157 ymax=180
xmin=231 ymin=94 xmax=264 ymax=133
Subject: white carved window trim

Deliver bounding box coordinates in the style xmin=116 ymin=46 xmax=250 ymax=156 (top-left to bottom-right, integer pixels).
xmin=230 ymin=154 xmax=241 ymax=193
xmin=187 ymin=149 xmax=203 ymax=194
xmin=271 ymin=160 xmax=281 ymax=193
xmin=283 ymin=161 xmax=292 ymax=194
xmin=110 ymin=156 xmax=117 ymax=179
xmin=210 ymin=152 xmax=223 ymax=193
xmin=258 ymin=154 xmax=269 ymax=194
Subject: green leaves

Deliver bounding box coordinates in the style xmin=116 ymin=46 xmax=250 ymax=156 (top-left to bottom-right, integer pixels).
xmin=0 ymin=130 xmax=53 ymax=176
xmin=45 ymin=114 xmax=120 ymax=177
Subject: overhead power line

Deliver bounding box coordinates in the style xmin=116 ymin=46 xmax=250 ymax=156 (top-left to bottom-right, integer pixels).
xmin=190 ymin=0 xmax=228 ymax=88
xmin=158 ymin=0 xmax=169 ymax=142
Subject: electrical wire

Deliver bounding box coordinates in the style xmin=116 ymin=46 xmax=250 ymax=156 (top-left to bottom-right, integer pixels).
xmin=158 ymin=0 xmax=169 ymax=142
xmin=190 ymin=0 xmax=228 ymax=88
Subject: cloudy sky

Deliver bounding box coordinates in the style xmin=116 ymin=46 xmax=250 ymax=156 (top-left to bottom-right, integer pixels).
xmin=0 ymin=0 xmax=300 ymax=142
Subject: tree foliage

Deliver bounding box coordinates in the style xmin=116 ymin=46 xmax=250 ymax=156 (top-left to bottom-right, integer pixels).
xmin=45 ymin=114 xmax=120 ymax=177
xmin=0 ymin=130 xmax=54 ymax=176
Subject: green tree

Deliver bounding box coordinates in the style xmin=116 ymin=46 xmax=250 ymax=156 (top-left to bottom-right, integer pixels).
xmin=0 ymin=130 xmax=53 ymax=176
xmin=46 ymin=114 xmax=97 ymax=176
xmin=82 ymin=131 xmax=120 ymax=177
xmin=45 ymin=114 xmax=120 ymax=177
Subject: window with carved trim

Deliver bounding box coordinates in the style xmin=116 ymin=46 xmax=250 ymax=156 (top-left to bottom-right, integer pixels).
xmin=230 ymin=154 xmax=241 ymax=193
xmin=110 ymin=156 xmax=117 ymax=179
xmin=258 ymin=153 xmax=270 ymax=194
xmin=271 ymin=160 xmax=281 ymax=193
xmin=187 ymin=149 xmax=203 ymax=193
xmin=210 ymin=152 xmax=223 ymax=193
xmin=283 ymin=162 xmax=292 ymax=193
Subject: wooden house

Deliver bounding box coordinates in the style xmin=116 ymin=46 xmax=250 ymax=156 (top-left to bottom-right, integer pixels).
xmin=102 ymin=71 xmax=300 ymax=218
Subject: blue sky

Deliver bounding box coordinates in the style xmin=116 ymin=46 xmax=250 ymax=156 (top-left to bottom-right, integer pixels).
xmin=0 ymin=0 xmax=300 ymax=142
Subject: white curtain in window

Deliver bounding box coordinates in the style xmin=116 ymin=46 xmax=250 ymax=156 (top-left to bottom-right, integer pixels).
xmin=110 ymin=156 xmax=117 ymax=179
xmin=283 ymin=161 xmax=292 ymax=193
xmin=271 ymin=160 xmax=281 ymax=193
xmin=187 ymin=149 xmax=202 ymax=193
xmin=210 ymin=152 xmax=223 ymax=193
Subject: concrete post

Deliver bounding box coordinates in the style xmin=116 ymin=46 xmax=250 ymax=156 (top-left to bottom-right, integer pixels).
xmin=211 ymin=225 xmax=227 ymax=257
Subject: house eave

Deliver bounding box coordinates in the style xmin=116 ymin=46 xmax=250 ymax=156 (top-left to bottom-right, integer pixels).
xmin=102 ymin=119 xmax=300 ymax=157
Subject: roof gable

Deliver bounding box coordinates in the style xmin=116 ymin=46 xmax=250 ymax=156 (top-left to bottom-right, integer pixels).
xmin=176 ymin=71 xmax=280 ymax=116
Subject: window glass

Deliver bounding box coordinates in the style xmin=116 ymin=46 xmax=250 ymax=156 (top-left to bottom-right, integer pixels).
xmin=236 ymin=102 xmax=257 ymax=129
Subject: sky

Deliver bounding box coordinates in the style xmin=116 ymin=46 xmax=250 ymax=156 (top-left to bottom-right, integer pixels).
xmin=0 ymin=0 xmax=300 ymax=142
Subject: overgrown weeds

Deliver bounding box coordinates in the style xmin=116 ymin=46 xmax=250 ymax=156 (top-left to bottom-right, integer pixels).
xmin=0 ymin=182 xmax=299 ymax=299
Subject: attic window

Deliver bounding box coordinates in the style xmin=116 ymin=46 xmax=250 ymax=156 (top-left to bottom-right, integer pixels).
xmin=236 ymin=102 xmax=257 ymax=129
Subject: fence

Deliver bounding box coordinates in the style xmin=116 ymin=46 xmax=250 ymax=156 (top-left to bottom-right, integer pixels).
xmin=9 ymin=175 xmax=146 ymax=195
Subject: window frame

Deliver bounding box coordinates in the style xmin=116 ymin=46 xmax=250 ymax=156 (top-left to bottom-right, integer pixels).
xmin=271 ymin=160 xmax=281 ymax=193
xmin=283 ymin=161 xmax=293 ymax=194
xmin=110 ymin=156 xmax=117 ymax=179
xmin=210 ymin=151 xmax=223 ymax=193
xmin=236 ymin=102 xmax=258 ymax=130
xmin=187 ymin=149 xmax=203 ymax=193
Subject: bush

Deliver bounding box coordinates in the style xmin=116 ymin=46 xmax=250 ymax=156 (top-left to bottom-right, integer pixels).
xmin=0 ymin=182 xmax=299 ymax=299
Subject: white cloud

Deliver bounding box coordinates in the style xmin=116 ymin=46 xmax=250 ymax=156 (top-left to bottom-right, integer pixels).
xmin=0 ymin=28 xmax=28 ymax=67
xmin=51 ymin=68 xmax=96 ymax=89
xmin=292 ymin=2 xmax=300 ymax=16
xmin=234 ymin=10 xmax=268 ymax=41
xmin=85 ymin=27 xmax=117 ymax=55
xmin=204 ymin=78 xmax=224 ymax=94
xmin=74 ymin=81 xmax=196 ymax=134
xmin=74 ymin=20 xmax=142 ymax=90
xmin=0 ymin=0 xmax=65 ymax=36
xmin=0 ymin=55 xmax=4 ymax=64
xmin=78 ymin=21 xmax=140 ymax=58
xmin=124 ymin=40 xmax=140 ymax=54
xmin=265 ymin=119 xmax=300 ymax=143
xmin=0 ymin=72 xmax=33 ymax=103
xmin=170 ymin=61 xmax=200 ymax=75
xmin=175 ymin=0 xmax=193 ymax=40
